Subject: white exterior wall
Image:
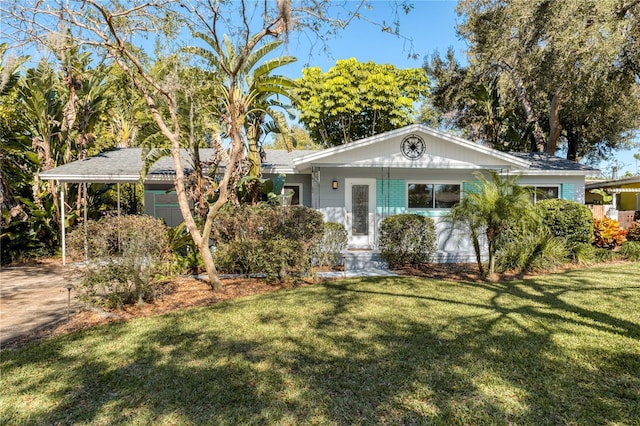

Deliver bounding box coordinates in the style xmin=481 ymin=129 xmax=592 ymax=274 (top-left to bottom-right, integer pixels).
xmin=315 ymin=167 xmax=486 ymax=262
xmin=313 ymin=167 xmax=586 ymax=263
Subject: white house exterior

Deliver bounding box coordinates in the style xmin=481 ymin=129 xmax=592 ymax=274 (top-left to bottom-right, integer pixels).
xmin=39 ymin=124 xmax=597 ymax=263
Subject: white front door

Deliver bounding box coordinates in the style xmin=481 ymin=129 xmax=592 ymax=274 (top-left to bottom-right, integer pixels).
xmin=345 ymin=179 xmax=376 ymax=248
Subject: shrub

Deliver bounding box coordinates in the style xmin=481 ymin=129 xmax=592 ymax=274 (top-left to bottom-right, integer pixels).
xmin=68 ymin=215 xmax=171 ymax=309
xmin=168 ymin=222 xmax=203 ymax=275
xmin=379 ymin=214 xmax=436 ymax=268
xmin=594 ymin=247 xmax=617 ymax=262
xmin=313 ymin=222 xmax=348 ymax=269
xmin=496 ymin=229 xmax=568 ymax=273
xmin=537 ymin=199 xmax=593 ymax=245
xmin=593 ymin=218 xmax=627 ymax=249
xmin=619 ymin=241 xmax=640 ymax=261
xmin=568 ymin=242 xmax=597 ymax=265
xmin=212 ymin=204 xmax=324 ymax=281
xmin=626 ymin=221 xmax=640 ymax=242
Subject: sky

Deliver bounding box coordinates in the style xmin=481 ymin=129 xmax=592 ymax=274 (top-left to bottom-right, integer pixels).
xmin=275 ymin=0 xmax=638 ymax=178
xmin=3 ymin=0 xmax=636 ymax=176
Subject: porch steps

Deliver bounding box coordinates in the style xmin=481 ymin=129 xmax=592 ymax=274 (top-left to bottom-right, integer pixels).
xmin=342 ymin=250 xmax=389 ymax=271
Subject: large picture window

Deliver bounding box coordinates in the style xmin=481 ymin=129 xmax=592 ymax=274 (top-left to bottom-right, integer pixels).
xmin=408 ymin=183 xmax=460 ymax=209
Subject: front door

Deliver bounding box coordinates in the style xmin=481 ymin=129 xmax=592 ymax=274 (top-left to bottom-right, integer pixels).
xmin=345 ymin=179 xmax=376 ymax=248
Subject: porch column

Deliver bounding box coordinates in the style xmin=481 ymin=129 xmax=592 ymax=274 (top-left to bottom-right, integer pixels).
xmin=312 ymin=167 xmax=320 ymax=209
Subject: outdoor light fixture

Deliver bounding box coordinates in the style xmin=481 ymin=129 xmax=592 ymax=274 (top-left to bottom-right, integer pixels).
xmin=332 ymin=180 xmax=338 ymax=190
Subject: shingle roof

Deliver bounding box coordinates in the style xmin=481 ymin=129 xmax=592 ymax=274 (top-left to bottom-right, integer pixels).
xmin=508 ymin=152 xmax=598 ymax=172
xmin=38 ymin=148 xmax=317 ymax=183
xmin=585 ymin=175 xmax=640 ymax=189
xmin=38 ymin=141 xmax=596 ymax=184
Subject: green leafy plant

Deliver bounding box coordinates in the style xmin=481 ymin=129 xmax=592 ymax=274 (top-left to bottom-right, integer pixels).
xmin=619 ymin=241 xmax=640 ymax=261
xmin=212 ymin=204 xmax=324 ymax=281
xmin=593 ymin=218 xmax=627 ymax=249
xmin=537 ymin=199 xmax=593 ymax=245
xmin=313 ymin=222 xmax=348 ymax=269
xmin=626 ymin=220 xmax=640 ymax=242
xmin=589 ymin=188 xmax=613 ymax=204
xmin=68 ymin=215 xmax=171 ymax=309
xmin=168 ymin=222 xmax=203 ymax=274
xmin=447 ymin=171 xmax=537 ymax=276
xmin=379 ymin=214 xmax=436 ymax=268
xmin=568 ymin=242 xmax=598 ymax=265
xmin=496 ymin=229 xmax=568 ymax=273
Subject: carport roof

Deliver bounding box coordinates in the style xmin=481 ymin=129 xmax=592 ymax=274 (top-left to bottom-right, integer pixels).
xmin=38 ymin=148 xmax=316 ymax=183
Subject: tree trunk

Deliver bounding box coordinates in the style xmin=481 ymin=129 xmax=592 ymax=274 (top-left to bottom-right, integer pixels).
xmin=471 ymin=229 xmax=485 ymax=277
xmin=487 ymin=238 xmax=496 ymax=277
xmin=200 ymin=240 xmax=222 ymax=290
xmin=566 ymin=131 xmax=580 ymax=162
xmin=548 ymin=90 xmax=563 ymax=155
xmin=495 ymin=61 xmax=546 ymax=152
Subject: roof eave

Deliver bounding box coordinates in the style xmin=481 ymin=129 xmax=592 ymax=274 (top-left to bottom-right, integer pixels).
xmin=518 ymin=170 xmax=596 ymax=176
xmin=38 ymin=173 xmax=141 ymax=183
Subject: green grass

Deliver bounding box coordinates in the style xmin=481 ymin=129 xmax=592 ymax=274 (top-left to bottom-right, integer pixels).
xmin=2 ymin=263 xmax=639 ymax=425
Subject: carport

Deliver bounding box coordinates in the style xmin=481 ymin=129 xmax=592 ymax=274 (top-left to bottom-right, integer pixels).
xmin=38 ymin=149 xmax=146 ymax=265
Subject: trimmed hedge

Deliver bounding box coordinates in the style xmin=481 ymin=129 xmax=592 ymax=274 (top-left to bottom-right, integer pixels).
xmin=379 ymin=214 xmax=436 ymax=268
xmin=537 ymin=199 xmax=593 ymax=245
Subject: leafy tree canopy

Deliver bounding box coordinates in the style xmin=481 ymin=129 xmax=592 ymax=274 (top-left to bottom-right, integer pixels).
xmin=426 ymin=0 xmax=640 ymax=162
xmin=296 ymin=58 xmax=428 ymax=147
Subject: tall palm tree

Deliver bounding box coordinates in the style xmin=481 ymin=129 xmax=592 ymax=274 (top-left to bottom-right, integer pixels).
xmin=186 ymin=35 xmax=297 ymax=178
xmin=448 ymin=170 xmax=537 ymax=277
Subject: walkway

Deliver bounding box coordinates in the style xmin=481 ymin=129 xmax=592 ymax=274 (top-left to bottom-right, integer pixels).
xmin=0 ymin=264 xmax=82 ymax=347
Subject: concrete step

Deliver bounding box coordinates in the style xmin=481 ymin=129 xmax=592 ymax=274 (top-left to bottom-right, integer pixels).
xmin=342 ymin=250 xmax=389 ymax=271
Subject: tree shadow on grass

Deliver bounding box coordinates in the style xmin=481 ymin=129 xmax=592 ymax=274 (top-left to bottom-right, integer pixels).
xmin=2 ymin=272 xmax=639 ymax=424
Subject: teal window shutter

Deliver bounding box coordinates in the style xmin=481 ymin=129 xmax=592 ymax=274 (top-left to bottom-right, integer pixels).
xmin=463 ymin=181 xmax=480 ymax=196
xmin=561 ymin=183 xmax=575 ymax=201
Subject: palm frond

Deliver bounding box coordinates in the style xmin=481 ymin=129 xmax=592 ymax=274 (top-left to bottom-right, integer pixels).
xmin=243 ymin=39 xmax=284 ymax=73
xmin=251 ymin=55 xmax=296 ymax=80
xmin=140 ymin=147 xmax=172 ymax=182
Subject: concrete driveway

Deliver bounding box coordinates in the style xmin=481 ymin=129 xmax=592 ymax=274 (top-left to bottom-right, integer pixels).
xmin=0 ymin=263 xmax=83 ymax=347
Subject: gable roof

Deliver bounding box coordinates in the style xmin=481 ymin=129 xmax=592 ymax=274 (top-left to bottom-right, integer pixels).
xmin=292 ymin=124 xmax=533 ymax=170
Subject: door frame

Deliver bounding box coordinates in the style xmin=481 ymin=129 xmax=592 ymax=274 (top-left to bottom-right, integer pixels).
xmin=344 ymin=178 xmax=376 ymax=249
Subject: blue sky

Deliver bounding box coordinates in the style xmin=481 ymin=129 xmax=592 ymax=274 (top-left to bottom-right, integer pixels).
xmin=282 ymin=0 xmax=465 ymax=73
xmin=276 ymin=0 xmax=638 ymax=177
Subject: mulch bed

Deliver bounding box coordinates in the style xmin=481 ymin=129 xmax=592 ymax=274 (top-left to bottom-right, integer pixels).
xmin=3 ymin=260 xmax=596 ymax=350
xmin=1 ymin=275 xmax=299 ymax=350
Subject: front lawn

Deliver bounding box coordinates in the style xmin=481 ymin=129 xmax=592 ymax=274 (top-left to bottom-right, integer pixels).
xmin=1 ymin=263 xmax=639 ymax=425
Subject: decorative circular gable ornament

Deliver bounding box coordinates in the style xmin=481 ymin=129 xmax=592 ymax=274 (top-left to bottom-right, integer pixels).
xmin=400 ymin=134 xmax=426 ymax=160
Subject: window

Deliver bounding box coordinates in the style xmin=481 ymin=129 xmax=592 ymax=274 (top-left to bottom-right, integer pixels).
xmin=283 ymin=184 xmax=302 ymax=206
xmin=408 ymin=183 xmax=460 ymax=209
xmin=528 ymin=186 xmax=559 ymax=203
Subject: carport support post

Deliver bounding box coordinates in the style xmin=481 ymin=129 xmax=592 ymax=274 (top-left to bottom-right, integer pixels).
xmin=61 ymin=188 xmax=66 ymax=266
xmin=117 ymin=183 xmax=121 ymax=252
xmin=84 ymin=183 xmax=88 ymax=263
